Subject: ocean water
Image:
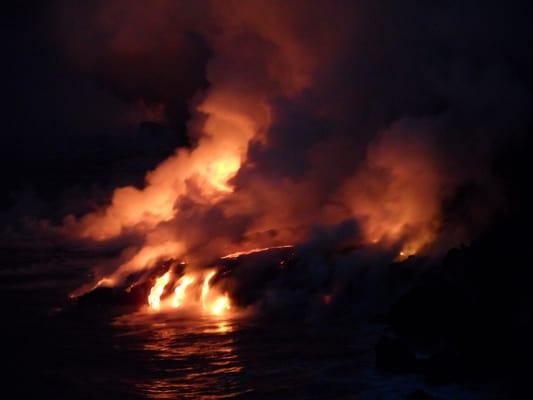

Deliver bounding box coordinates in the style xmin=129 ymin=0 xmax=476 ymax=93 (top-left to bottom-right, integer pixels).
xmin=0 ymin=247 xmax=493 ymax=399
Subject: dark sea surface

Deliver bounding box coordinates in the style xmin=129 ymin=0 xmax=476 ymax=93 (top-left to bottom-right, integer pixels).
xmin=0 ymin=246 xmax=496 ymax=399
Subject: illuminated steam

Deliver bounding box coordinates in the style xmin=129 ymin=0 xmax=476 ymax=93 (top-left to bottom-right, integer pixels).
xmin=53 ymin=1 xmax=517 ymax=316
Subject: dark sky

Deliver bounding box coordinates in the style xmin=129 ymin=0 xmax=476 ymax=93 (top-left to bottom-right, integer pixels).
xmin=1 ymin=1 xmax=205 ymax=219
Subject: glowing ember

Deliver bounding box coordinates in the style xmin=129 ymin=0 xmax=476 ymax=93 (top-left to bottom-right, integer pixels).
xmin=211 ymin=293 xmax=231 ymax=316
xmin=148 ymin=271 xmax=171 ymax=310
xmin=221 ymin=245 xmax=294 ymax=259
xmin=95 ymin=277 xmax=115 ymax=288
xmin=172 ymin=275 xmax=195 ymax=308
xmin=201 ymin=271 xmax=216 ymax=309
xmin=397 ymin=248 xmax=417 ymax=261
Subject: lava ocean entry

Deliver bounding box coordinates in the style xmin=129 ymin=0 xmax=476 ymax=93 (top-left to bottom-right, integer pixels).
xmin=63 ymin=1 xmax=459 ymax=316
xmin=2 ymin=1 xmax=533 ymax=399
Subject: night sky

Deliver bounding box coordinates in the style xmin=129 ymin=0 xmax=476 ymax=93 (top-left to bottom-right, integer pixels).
xmin=2 ymin=1 xmax=202 ymax=223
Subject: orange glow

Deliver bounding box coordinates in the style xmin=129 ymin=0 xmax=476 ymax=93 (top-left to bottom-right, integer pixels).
xmin=148 ymin=271 xmax=171 ymax=310
xmin=171 ymin=275 xmax=195 ymax=308
xmin=64 ymin=1 xmax=329 ymax=305
xmin=106 ymin=241 xmax=184 ymax=287
xmin=397 ymin=244 xmax=421 ymax=261
xmin=65 ymin=90 xmax=269 ymax=242
xmin=64 ymin=1 xmax=456 ymax=322
xmin=342 ymin=126 xmax=441 ymax=255
xmin=95 ymin=277 xmax=115 ymax=288
xmin=203 ymin=156 xmax=241 ymax=193
xmin=211 ymin=293 xmax=231 ymax=316
xmin=201 ymin=271 xmax=216 ymax=310
xmin=221 ymin=245 xmax=294 ymax=259
xmin=142 ymin=268 xmax=233 ymax=317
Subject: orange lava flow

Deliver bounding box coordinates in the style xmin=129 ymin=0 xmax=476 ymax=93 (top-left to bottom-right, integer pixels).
xmin=144 ymin=269 xmax=232 ymax=317
xmin=148 ymin=271 xmax=171 ymax=310
xmin=211 ymin=293 xmax=231 ymax=316
xmin=201 ymin=271 xmax=216 ymax=310
xmin=172 ymin=275 xmax=195 ymax=308
xmin=221 ymin=245 xmax=294 ymax=259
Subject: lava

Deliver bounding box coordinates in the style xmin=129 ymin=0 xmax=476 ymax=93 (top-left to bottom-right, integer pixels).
xmin=211 ymin=293 xmax=231 ymax=316
xmin=148 ymin=271 xmax=171 ymax=310
xmin=172 ymin=275 xmax=195 ymax=308
xmin=144 ymin=268 xmax=231 ymax=317
xmin=201 ymin=271 xmax=216 ymax=310
xmin=64 ymin=1 xmax=467 ymax=322
xmin=221 ymin=245 xmax=294 ymax=259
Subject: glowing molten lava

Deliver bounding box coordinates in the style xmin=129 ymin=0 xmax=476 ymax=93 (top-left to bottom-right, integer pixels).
xmin=201 ymin=271 xmax=216 ymax=310
xmin=145 ymin=269 xmax=231 ymax=317
xmin=148 ymin=271 xmax=171 ymax=310
xmin=221 ymin=245 xmax=294 ymax=260
xmin=211 ymin=293 xmax=231 ymax=316
xmin=172 ymin=275 xmax=195 ymax=308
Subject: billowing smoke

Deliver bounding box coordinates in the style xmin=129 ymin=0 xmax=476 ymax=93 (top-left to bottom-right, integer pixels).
xmin=51 ymin=1 xmax=531 ymax=312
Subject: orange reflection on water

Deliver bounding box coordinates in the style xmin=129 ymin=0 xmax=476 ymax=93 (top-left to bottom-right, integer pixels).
xmin=203 ymin=321 xmax=233 ymax=334
xmin=121 ymin=317 xmax=247 ymax=399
